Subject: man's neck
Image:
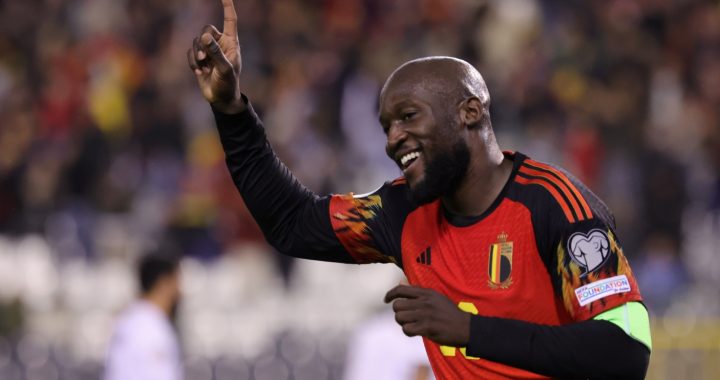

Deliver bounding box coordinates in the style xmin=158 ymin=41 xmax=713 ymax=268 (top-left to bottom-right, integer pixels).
xmin=142 ymin=292 xmax=172 ymax=318
xmin=441 ymin=145 xmax=512 ymax=217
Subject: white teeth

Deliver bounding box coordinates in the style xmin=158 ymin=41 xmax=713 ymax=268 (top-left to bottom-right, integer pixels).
xmin=400 ymin=151 xmax=421 ymax=167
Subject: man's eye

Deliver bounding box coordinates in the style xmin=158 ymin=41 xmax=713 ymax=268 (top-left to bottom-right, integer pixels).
xmin=402 ymin=112 xmax=416 ymax=121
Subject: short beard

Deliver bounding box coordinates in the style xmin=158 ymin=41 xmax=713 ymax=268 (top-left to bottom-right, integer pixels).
xmin=410 ymin=139 xmax=471 ymax=205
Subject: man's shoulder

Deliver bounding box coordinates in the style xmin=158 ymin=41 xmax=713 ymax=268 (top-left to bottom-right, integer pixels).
xmin=113 ymin=302 xmax=173 ymax=342
xmin=336 ymin=176 xmax=415 ymax=214
xmin=508 ymin=154 xmax=614 ymax=228
xmin=351 ymin=176 xmax=410 ymax=197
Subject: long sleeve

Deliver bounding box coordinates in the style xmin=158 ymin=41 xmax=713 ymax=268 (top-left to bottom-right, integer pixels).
xmin=466 ymin=313 xmax=650 ymax=380
xmin=213 ymin=98 xmax=412 ymax=265
xmin=213 ymin=98 xmax=354 ymax=262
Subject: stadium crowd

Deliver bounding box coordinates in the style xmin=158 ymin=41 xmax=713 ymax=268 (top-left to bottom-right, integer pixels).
xmin=0 ymin=0 xmax=719 ymax=379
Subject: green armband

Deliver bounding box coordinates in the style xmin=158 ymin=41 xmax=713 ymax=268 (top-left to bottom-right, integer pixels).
xmin=593 ymin=302 xmax=652 ymax=351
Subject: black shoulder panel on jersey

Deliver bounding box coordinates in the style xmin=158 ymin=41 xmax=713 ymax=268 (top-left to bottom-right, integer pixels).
xmin=506 ymin=154 xmax=618 ymax=281
xmin=545 ymin=163 xmax=616 ymax=229
xmin=506 ymin=172 xmax=565 ymax=277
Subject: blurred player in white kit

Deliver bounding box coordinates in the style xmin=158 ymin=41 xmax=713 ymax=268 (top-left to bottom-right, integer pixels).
xmin=103 ymin=254 xmax=183 ymax=380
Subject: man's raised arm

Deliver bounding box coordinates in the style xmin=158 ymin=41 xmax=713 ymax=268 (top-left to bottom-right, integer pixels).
xmin=186 ymin=1 xmax=406 ymax=265
xmin=185 ymin=0 xmax=356 ymax=262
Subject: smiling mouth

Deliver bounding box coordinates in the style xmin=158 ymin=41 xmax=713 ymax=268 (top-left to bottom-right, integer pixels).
xmin=399 ymin=150 xmax=422 ymax=171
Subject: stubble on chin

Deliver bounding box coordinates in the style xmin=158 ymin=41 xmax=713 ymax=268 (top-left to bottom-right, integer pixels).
xmin=407 ymin=140 xmax=471 ymax=205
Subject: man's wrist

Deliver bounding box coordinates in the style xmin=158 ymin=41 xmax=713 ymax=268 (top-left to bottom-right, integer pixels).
xmin=211 ymin=94 xmax=247 ymax=115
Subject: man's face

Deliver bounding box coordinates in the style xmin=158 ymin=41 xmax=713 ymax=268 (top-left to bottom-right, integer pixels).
xmin=379 ymin=85 xmax=470 ymax=204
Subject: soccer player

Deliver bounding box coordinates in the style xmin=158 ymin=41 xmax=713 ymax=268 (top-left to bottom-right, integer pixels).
xmin=104 ymin=254 xmax=183 ymax=380
xmin=187 ymin=1 xmax=652 ymax=378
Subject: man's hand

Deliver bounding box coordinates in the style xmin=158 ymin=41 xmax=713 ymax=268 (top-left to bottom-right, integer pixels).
xmin=187 ymin=0 xmax=245 ymax=114
xmin=384 ymin=284 xmax=471 ymax=347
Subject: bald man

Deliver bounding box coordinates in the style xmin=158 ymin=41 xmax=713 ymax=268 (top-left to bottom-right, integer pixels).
xmin=187 ymin=1 xmax=651 ymax=379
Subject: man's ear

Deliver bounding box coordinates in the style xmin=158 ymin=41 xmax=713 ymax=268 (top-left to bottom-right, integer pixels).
xmin=459 ymin=97 xmax=484 ymax=129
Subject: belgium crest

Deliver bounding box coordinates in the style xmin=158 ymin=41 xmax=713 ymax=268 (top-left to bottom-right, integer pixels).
xmin=488 ymin=231 xmax=513 ymax=289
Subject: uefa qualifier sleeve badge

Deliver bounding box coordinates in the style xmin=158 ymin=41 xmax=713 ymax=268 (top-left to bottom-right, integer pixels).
xmin=567 ymin=229 xmax=610 ymax=276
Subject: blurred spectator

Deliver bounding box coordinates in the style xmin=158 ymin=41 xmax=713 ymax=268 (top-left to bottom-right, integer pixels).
xmin=634 ymin=233 xmax=689 ymax=314
xmin=0 ymin=299 xmax=23 ymax=339
xmin=344 ymin=310 xmax=433 ymax=380
xmin=103 ymin=253 xmax=183 ymax=380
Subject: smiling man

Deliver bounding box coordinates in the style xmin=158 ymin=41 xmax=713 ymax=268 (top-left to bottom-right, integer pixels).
xmin=187 ymin=1 xmax=651 ymax=379
xmin=379 ymin=57 xmax=507 ymax=213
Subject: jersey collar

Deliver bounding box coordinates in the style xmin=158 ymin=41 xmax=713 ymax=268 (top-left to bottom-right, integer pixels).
xmin=442 ymin=151 xmax=526 ymax=227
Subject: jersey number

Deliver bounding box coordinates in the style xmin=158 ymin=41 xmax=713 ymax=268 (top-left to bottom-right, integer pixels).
xmin=440 ymin=302 xmax=479 ymax=360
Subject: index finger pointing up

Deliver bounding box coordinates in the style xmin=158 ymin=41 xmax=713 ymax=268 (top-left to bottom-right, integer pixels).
xmin=221 ymin=0 xmax=237 ymax=37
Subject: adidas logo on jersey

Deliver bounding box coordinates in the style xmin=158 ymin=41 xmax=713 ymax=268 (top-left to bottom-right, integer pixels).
xmin=416 ymin=247 xmax=432 ymax=265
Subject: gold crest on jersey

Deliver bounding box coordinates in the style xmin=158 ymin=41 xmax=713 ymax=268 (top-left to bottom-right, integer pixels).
xmin=488 ymin=231 xmax=513 ymax=289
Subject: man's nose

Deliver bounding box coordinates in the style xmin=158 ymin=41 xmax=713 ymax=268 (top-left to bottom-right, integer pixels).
xmin=385 ymin=123 xmax=408 ymax=157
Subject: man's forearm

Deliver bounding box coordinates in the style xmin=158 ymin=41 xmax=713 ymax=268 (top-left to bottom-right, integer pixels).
xmin=213 ymin=98 xmax=354 ymax=262
xmin=466 ymin=315 xmax=650 ymax=380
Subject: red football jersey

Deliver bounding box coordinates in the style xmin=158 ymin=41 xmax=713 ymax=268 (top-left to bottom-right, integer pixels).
xmin=329 ymin=152 xmax=642 ymax=379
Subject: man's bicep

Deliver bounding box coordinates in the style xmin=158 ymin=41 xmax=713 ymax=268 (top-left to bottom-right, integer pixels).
xmin=326 ymin=180 xmax=412 ymax=266
xmin=274 ymin=182 xmax=407 ymax=265
xmin=327 ymin=195 xmax=399 ymax=265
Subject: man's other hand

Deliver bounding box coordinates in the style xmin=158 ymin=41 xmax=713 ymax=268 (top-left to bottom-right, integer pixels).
xmin=384 ymin=284 xmax=471 ymax=348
